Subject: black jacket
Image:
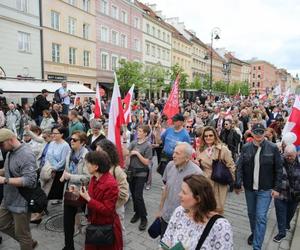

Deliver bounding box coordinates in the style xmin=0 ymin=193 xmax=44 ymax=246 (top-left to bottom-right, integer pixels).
xmin=235 ymin=139 xmax=283 ymax=192
xmin=34 ymin=94 xmax=50 ymax=117
xmin=220 ymin=128 xmax=240 ymax=154
xmin=87 ymin=134 xmax=106 ymax=151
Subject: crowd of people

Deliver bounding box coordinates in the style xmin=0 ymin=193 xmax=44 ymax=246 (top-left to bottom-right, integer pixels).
xmin=0 ymin=81 xmax=298 ymax=250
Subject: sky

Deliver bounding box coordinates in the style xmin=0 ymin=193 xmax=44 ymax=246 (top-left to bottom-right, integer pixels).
xmin=141 ymin=0 xmax=300 ymax=77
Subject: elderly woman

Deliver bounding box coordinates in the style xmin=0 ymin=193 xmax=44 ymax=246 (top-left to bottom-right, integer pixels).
xmin=60 ymin=131 xmax=90 ymax=250
xmin=79 ymin=151 xmax=122 ymax=250
xmin=273 ymin=144 xmax=300 ymax=243
xmin=161 ymin=174 xmax=233 ymax=249
xmin=197 ymin=126 xmax=235 ymax=213
xmin=87 ymin=120 xmax=105 ymax=151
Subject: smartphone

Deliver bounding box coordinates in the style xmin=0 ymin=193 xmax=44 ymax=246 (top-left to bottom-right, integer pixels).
xmin=159 ymin=240 xmax=170 ymax=250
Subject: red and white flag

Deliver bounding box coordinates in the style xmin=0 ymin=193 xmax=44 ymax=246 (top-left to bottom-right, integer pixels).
xmin=94 ymin=83 xmax=102 ymax=119
xmin=163 ymin=75 xmax=180 ymax=125
xmin=225 ymin=107 xmax=232 ymax=120
xmin=108 ymin=73 xmax=125 ymax=167
xmin=73 ymin=94 xmax=80 ymax=106
xmin=282 ymin=95 xmax=300 ymax=146
xmin=259 ymin=93 xmax=267 ymax=100
xmin=123 ymin=84 xmax=135 ymax=124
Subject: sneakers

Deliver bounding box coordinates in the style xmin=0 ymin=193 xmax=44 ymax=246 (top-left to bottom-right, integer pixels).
xmin=273 ymin=234 xmax=286 ymax=243
xmin=139 ymin=218 xmax=148 ymax=231
xmin=247 ymin=234 xmax=253 ymax=245
xmin=32 ymin=240 xmax=38 ymax=249
xmin=130 ymin=214 xmax=140 ymax=223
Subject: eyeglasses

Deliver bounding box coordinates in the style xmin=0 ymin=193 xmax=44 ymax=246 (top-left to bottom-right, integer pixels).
xmin=204 ymin=134 xmax=214 ymax=138
xmin=52 ymin=132 xmax=61 ymax=135
xmin=186 ymin=126 xmax=192 ymax=128
xmin=224 ymin=123 xmax=230 ymax=126
xmin=70 ymin=138 xmax=80 ymax=142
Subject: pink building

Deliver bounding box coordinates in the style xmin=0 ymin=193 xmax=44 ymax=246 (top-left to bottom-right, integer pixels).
xmin=96 ymin=0 xmax=143 ymax=85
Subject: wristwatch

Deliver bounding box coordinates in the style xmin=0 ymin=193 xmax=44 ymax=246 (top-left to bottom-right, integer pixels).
xmin=3 ymin=177 xmax=9 ymax=185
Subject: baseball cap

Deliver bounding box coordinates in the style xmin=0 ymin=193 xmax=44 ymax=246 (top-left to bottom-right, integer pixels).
xmin=252 ymin=123 xmax=265 ymax=135
xmin=0 ymin=128 xmax=16 ymax=142
xmin=172 ymin=113 xmax=184 ymax=122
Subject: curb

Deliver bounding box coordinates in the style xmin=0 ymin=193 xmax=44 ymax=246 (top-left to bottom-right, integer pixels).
xmin=290 ymin=207 xmax=300 ymax=250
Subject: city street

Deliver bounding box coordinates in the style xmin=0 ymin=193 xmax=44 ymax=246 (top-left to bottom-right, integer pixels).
xmin=0 ymin=159 xmax=297 ymax=250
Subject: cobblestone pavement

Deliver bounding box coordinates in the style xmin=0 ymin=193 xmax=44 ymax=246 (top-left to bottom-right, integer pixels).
xmin=0 ymin=164 xmax=297 ymax=250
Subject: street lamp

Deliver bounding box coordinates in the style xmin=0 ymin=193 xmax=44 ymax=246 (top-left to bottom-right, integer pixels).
xmin=209 ymin=27 xmax=221 ymax=94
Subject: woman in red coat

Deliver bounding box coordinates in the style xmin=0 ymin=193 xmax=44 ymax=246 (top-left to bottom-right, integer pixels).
xmin=79 ymin=151 xmax=122 ymax=250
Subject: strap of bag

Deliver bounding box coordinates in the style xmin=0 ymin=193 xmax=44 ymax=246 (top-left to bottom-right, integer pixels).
xmin=217 ymin=146 xmax=222 ymax=161
xmin=195 ymin=214 xmax=223 ymax=250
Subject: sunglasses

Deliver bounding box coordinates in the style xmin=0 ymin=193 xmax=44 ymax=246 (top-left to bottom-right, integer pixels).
xmin=70 ymin=138 xmax=80 ymax=142
xmin=204 ymin=134 xmax=214 ymax=138
xmin=252 ymin=130 xmax=264 ymax=136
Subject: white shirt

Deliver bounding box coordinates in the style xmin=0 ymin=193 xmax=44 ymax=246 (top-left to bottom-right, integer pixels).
xmin=253 ymin=146 xmax=262 ymax=190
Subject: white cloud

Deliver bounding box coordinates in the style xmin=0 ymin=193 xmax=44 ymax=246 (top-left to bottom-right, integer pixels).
xmin=141 ymin=0 xmax=300 ymax=75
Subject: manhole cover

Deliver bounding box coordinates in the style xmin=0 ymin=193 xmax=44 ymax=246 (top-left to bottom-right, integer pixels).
xmin=45 ymin=213 xmax=64 ymax=232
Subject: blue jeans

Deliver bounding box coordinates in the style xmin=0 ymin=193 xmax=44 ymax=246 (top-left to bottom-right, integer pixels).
xmin=274 ymin=198 xmax=298 ymax=236
xmin=245 ymin=189 xmax=272 ymax=250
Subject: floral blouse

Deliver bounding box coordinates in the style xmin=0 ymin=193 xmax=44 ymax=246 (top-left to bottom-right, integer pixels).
xmin=162 ymin=206 xmax=233 ymax=250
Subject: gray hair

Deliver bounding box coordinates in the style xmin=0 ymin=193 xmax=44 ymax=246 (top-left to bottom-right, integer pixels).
xmin=284 ymin=144 xmax=297 ymax=155
xmin=176 ymin=142 xmax=194 ymax=158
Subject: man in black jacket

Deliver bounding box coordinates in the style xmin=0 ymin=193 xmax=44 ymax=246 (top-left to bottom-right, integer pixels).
xmin=235 ymin=123 xmax=282 ymax=250
xmin=33 ymin=89 xmax=50 ymax=125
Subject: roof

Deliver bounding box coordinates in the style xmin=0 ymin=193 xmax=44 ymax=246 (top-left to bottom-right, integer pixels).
xmin=225 ymin=52 xmax=243 ymax=66
xmin=185 ymin=29 xmax=207 ymax=48
xmin=164 ymin=23 xmax=191 ymax=45
xmin=206 ymin=46 xmax=226 ymax=62
xmin=135 ymin=1 xmax=172 ymax=31
xmin=0 ymin=79 xmax=95 ymax=95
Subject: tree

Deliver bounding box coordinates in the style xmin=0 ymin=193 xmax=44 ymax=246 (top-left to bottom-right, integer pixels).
xmin=116 ymin=59 xmax=144 ymax=94
xmin=144 ymin=65 xmax=167 ymax=97
xmin=213 ymin=80 xmax=227 ymax=93
xmin=170 ymin=64 xmax=189 ymax=89
xmin=189 ymin=75 xmax=202 ymax=89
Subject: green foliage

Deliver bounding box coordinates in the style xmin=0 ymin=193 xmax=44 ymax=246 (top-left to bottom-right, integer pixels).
xmin=170 ymin=64 xmax=189 ymax=89
xmin=144 ymin=65 xmax=166 ymax=92
xmin=189 ymin=75 xmax=202 ymax=89
xmin=116 ymin=59 xmax=144 ymax=94
xmin=202 ymin=74 xmax=211 ymax=90
xmin=213 ymin=80 xmax=227 ymax=93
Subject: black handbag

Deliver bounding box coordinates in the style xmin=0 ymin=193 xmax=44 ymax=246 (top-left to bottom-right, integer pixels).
xmin=211 ymin=148 xmax=234 ymax=185
xmin=85 ymin=224 xmax=114 ymax=246
xmin=125 ymin=167 xmax=135 ymax=182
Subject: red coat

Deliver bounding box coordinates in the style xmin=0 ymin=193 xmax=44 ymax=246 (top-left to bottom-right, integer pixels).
xmin=85 ymin=173 xmax=122 ymax=250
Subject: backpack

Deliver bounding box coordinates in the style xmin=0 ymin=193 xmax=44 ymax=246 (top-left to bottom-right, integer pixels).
xmin=53 ymin=88 xmax=62 ymax=103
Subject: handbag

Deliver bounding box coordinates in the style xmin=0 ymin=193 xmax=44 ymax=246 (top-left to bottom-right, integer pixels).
xmin=85 ymin=223 xmax=114 ymax=246
xmin=63 ymin=181 xmax=86 ymax=207
xmin=195 ymin=214 xmax=224 ymax=249
xmin=148 ymin=217 xmax=161 ymax=239
xmin=125 ymin=167 xmax=135 ymax=183
xmin=211 ymin=147 xmax=233 ymax=185
xmin=8 ymin=153 xmax=48 ymax=213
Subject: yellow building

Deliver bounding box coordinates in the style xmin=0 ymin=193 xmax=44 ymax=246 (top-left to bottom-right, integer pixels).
xmin=42 ymin=0 xmax=96 ymax=89
xmin=168 ymin=25 xmax=192 ymax=81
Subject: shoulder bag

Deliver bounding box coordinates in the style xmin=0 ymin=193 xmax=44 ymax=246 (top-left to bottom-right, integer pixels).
xmin=63 ymin=181 xmax=86 ymax=207
xmin=211 ymin=147 xmax=234 ymax=185
xmin=195 ymin=214 xmax=224 ymax=250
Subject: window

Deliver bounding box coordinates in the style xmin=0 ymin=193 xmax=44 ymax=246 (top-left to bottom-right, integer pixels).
xmin=157 ymin=48 xmax=161 ymax=58
xmin=51 ymin=11 xmax=60 ymax=30
xmin=157 ymin=30 xmax=161 ymax=39
xmin=68 ymin=0 xmax=76 ymax=6
xmin=100 ymin=26 xmax=109 ymax=42
xmin=167 ymin=34 xmax=170 ymax=43
xmin=120 ymin=34 xmax=127 ymax=48
xmin=162 ymin=50 xmax=165 ymax=60
xmin=257 ymin=82 xmax=260 ymax=87
xmin=146 ymin=43 xmax=150 ymax=55
xmin=258 ymin=66 xmax=261 ymax=70
xmin=133 ymin=39 xmax=140 ymax=51
xmin=52 ymin=43 xmax=60 ymax=63
xmin=252 ymin=82 xmax=255 ymax=87
xmin=167 ymin=51 xmax=170 ymax=61
xmin=83 ymin=50 xmax=90 ymax=66
xmin=111 ymin=55 xmax=118 ymax=71
xmin=83 ymin=0 xmax=90 ymax=12
xmin=111 ymin=30 xmax=118 ymax=45
xmin=258 ymin=74 xmax=261 ymax=78
xmin=253 ymin=74 xmax=255 ymax=78
xmin=162 ymin=32 xmax=165 ymax=41
xmin=18 ymin=32 xmax=30 ymax=52
xmin=69 ymin=48 xmax=76 ymax=64
xmin=83 ymin=23 xmax=89 ymax=39
xmin=101 ymin=0 xmax=108 ymax=15
xmin=146 ymin=24 xmax=150 ymax=33
xmin=68 ymin=17 xmax=76 ymax=35
xmin=152 ymin=45 xmax=155 ymax=57
xmin=101 ymin=52 xmax=109 ymax=70
xmin=16 ymin=0 xmax=28 ymax=12
xmin=134 ymin=17 xmax=140 ymax=29
xmin=152 ymin=26 xmax=155 ymax=36
xmin=111 ymin=5 xmax=118 ymax=19
xmin=253 ymin=66 xmax=256 ymax=70
xmin=121 ymin=10 xmax=127 ymax=23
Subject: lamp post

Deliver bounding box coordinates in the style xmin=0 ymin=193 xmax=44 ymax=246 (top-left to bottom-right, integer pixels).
xmin=209 ymin=27 xmax=221 ymax=94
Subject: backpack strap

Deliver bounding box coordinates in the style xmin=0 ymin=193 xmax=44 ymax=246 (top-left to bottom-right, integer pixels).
xmin=195 ymin=214 xmax=223 ymax=250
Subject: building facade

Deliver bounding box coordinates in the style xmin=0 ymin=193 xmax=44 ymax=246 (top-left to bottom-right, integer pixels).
xmin=206 ymin=47 xmax=226 ymax=82
xmin=0 ymin=0 xmax=42 ymax=78
xmin=42 ymin=0 xmax=96 ymax=88
xmin=241 ymin=61 xmax=251 ymax=83
xmin=223 ymin=52 xmax=243 ymax=83
xmin=249 ymin=60 xmax=277 ymax=94
xmin=136 ymin=2 xmax=172 ymax=73
xmin=97 ymin=0 xmax=143 ymax=85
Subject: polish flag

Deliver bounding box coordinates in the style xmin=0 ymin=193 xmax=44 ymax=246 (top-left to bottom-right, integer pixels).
xmin=163 ymin=75 xmax=180 ymax=125
xmin=225 ymin=107 xmax=232 ymax=120
xmin=94 ymin=83 xmax=102 ymax=119
xmin=282 ymin=95 xmax=300 ymax=146
xmin=273 ymin=85 xmax=281 ymax=96
xmin=123 ymin=84 xmax=135 ymax=124
xmin=259 ymin=93 xmax=267 ymax=100
xmin=108 ymin=73 xmax=125 ymax=167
